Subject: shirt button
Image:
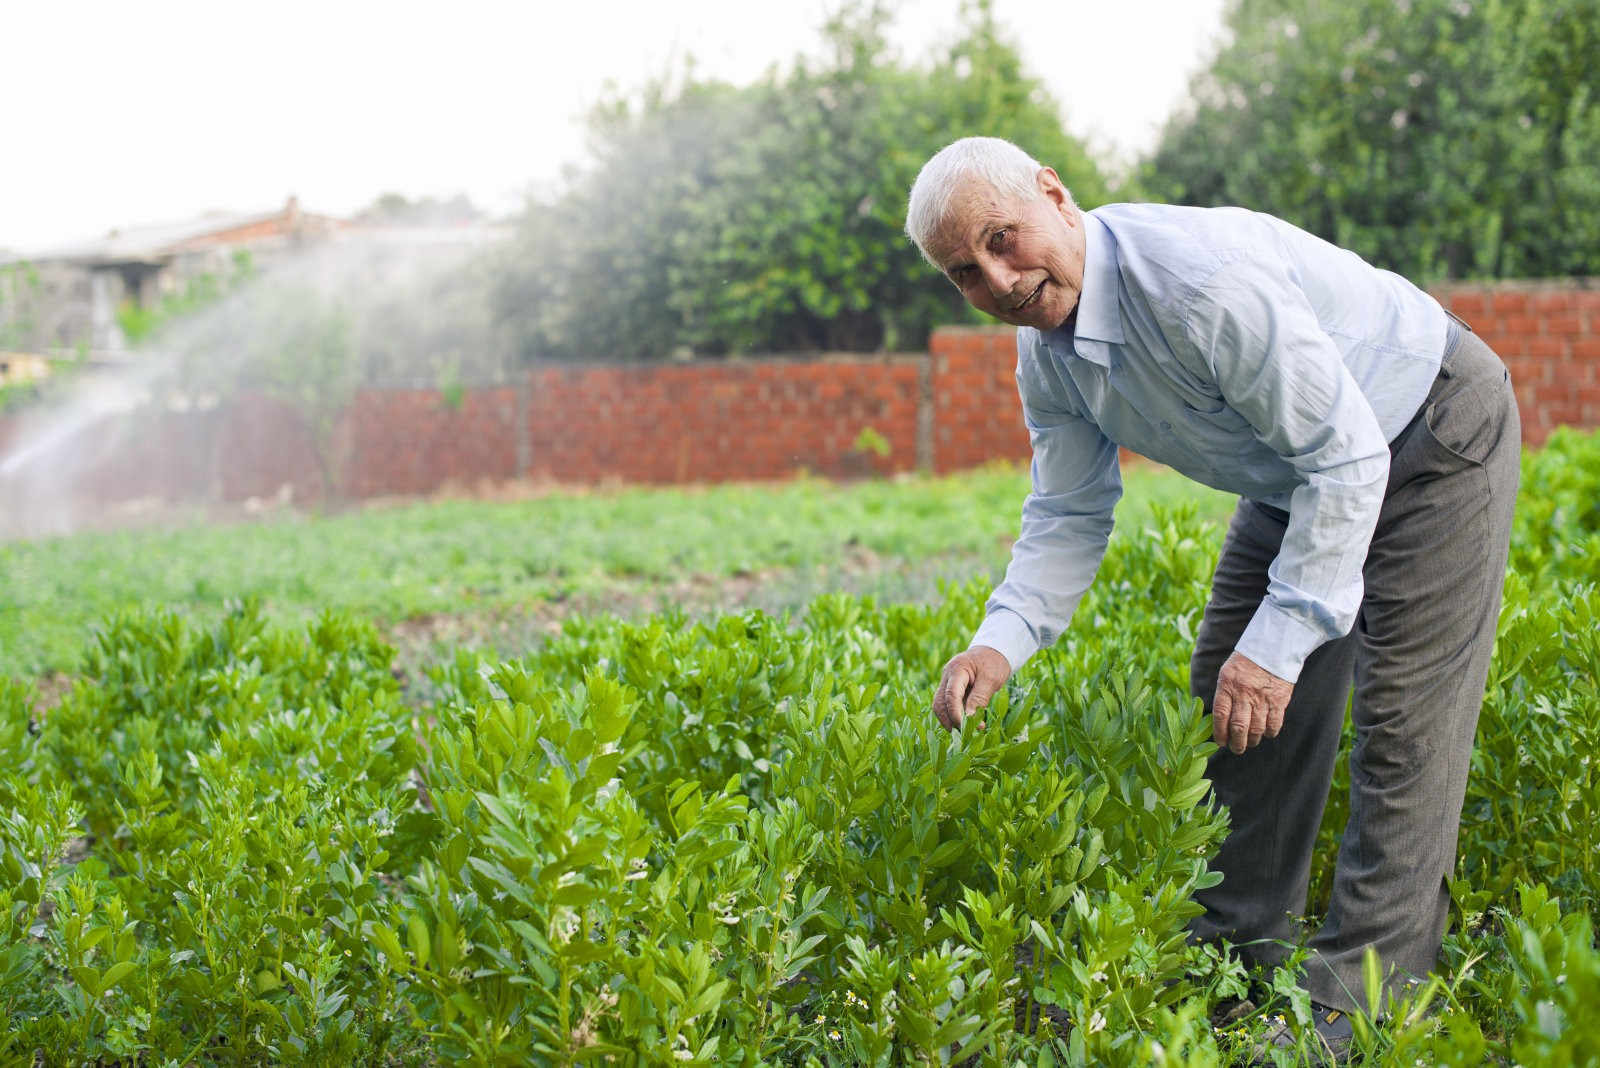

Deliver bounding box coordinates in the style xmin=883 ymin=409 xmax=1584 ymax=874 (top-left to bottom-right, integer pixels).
xmin=1160 ymin=420 xmax=1172 ymax=431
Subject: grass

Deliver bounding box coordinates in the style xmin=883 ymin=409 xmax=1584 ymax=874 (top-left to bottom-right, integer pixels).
xmin=0 ymin=462 xmax=1231 ymax=679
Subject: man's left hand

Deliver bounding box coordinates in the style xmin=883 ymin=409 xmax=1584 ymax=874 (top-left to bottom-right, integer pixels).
xmin=1212 ymin=651 xmax=1294 ymax=754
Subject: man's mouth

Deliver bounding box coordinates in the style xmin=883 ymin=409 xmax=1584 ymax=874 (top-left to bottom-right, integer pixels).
xmin=1011 ymin=281 xmax=1045 ymax=312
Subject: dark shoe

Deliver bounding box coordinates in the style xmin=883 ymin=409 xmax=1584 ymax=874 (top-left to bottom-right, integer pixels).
xmin=1252 ymin=1000 xmax=1353 ymax=1065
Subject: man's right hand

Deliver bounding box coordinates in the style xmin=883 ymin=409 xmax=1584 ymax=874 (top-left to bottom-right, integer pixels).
xmin=932 ymin=646 xmax=1012 ymax=731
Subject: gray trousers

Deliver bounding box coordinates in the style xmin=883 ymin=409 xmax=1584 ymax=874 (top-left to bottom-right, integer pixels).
xmin=1187 ymin=324 xmax=1521 ymax=1012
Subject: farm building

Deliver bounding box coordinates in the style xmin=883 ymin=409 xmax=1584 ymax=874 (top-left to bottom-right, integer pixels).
xmin=0 ymin=197 xmax=344 ymax=357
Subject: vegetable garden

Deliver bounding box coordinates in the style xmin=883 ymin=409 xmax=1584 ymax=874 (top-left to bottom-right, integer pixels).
xmin=2 ymin=431 xmax=1597 ymax=1065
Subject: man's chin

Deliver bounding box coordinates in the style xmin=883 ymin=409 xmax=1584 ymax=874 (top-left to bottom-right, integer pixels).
xmin=1037 ymin=291 xmax=1079 ymax=331
xmin=1013 ymin=298 xmax=1072 ymax=332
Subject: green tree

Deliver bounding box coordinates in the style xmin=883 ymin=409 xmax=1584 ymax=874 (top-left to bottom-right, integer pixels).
xmin=495 ymin=2 xmax=1109 ymax=361
xmin=1143 ymin=0 xmax=1600 ymax=281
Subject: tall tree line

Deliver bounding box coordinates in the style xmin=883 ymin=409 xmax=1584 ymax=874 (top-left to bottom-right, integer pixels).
xmin=493 ymin=4 xmax=1108 ymax=361
xmin=1144 ymin=0 xmax=1600 ymax=282
xmin=497 ymin=0 xmax=1598 ymax=361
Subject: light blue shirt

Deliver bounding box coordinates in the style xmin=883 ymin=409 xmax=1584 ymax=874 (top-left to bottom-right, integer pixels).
xmin=972 ymin=203 xmax=1450 ymax=683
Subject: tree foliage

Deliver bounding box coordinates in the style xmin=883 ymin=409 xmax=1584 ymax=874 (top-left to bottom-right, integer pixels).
xmin=494 ymin=2 xmax=1109 ymax=361
xmin=1143 ymin=0 xmax=1600 ymax=281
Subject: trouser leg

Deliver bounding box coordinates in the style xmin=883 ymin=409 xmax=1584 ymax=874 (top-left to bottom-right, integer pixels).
xmin=1303 ymin=330 xmax=1520 ymax=1012
xmin=1188 ymin=499 xmax=1357 ymax=970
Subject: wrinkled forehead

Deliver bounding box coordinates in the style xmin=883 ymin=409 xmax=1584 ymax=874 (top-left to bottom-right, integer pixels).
xmin=926 ymin=179 xmax=1025 ymax=263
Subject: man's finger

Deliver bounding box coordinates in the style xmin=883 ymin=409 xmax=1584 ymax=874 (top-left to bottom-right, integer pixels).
xmin=1212 ymin=685 xmax=1233 ymax=748
xmin=966 ymin=677 xmax=999 ymax=712
xmin=935 ymin=664 xmax=973 ymax=731
xmin=962 ymin=679 xmax=997 ymax=731
xmin=1247 ymin=698 xmax=1268 ymax=749
xmin=1265 ymin=701 xmax=1286 ymax=739
xmin=1227 ymin=701 xmax=1250 ymax=754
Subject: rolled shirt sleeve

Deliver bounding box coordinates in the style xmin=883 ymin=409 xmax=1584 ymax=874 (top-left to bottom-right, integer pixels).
xmin=971 ymin=335 xmax=1123 ymax=674
xmin=1182 ymin=257 xmax=1391 ymax=682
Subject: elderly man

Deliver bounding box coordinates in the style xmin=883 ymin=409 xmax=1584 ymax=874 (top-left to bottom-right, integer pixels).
xmin=909 ymin=137 xmax=1519 ymax=1058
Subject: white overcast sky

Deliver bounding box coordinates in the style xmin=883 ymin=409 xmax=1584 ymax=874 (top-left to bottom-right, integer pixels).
xmin=2 ymin=0 xmax=1228 ymax=254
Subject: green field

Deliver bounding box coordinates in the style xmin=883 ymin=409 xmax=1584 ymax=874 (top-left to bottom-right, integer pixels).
xmin=1 ymin=463 xmax=1232 ymax=681
xmin=2 ymin=437 xmax=1597 ymax=1064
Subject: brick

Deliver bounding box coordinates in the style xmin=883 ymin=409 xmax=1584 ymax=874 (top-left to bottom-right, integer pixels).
xmin=1574 ymin=338 xmax=1600 ymax=361
xmin=1526 ymin=337 xmax=1566 ymax=358
xmin=1532 ymin=292 xmax=1578 ymax=314
xmin=1544 ymin=403 xmax=1583 ymax=426
xmin=1491 ymin=292 xmax=1531 ymax=316
xmin=1504 ymin=358 xmax=1545 ymax=386
xmin=1504 ymin=315 xmax=1540 ymax=337
xmin=1446 ymin=292 xmax=1488 ymax=319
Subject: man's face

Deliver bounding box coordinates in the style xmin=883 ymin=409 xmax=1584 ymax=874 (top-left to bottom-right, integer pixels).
xmin=925 ymin=168 xmax=1086 ymax=331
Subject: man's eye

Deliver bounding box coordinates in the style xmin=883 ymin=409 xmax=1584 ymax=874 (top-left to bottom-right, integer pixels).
xmin=989 ymin=228 xmax=1009 ymax=249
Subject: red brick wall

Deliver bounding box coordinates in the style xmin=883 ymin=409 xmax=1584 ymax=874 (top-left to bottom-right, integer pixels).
xmin=0 ymin=356 xmax=925 ymax=511
xmin=214 ymin=396 xmax=325 ymax=501
xmin=1433 ymin=281 xmax=1600 ymax=446
xmin=344 ymin=387 xmax=520 ymax=497
xmin=1 ymin=281 xmax=1595 ymax=515
xmin=524 ymin=357 xmax=922 ymax=483
xmin=927 ymin=328 xmax=1030 ymax=474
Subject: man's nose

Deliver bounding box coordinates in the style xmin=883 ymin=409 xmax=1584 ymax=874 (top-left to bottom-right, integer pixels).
xmin=980 ymin=258 xmax=1018 ymax=299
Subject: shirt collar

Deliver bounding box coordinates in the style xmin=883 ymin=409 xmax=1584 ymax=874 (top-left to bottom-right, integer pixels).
xmin=1044 ymin=211 xmax=1123 ymax=366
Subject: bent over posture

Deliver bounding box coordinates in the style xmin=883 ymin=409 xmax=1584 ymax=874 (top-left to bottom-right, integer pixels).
xmin=908 ymin=137 xmax=1519 ymax=1056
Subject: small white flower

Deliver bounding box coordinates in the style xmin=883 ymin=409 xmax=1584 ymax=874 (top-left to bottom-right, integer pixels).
xmin=1088 ymin=1010 xmax=1107 ymax=1034
xmin=1089 ymin=969 xmax=1107 ymax=984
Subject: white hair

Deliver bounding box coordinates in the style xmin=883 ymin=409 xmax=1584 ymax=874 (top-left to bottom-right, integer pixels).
xmin=905 ymin=137 xmax=1067 ymax=266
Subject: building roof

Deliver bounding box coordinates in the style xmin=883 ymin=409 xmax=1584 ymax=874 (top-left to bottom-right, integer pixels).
xmin=16 ymin=198 xmax=339 ymax=267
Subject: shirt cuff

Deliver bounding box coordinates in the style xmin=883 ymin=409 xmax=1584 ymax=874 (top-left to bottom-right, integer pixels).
xmin=971 ymin=609 xmax=1041 ymax=675
xmin=1234 ymin=600 xmax=1327 ymax=684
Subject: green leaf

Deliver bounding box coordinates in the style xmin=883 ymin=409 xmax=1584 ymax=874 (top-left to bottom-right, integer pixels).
xmin=99 ymin=960 xmax=137 ymax=993
xmin=407 ymin=914 xmax=432 ymax=970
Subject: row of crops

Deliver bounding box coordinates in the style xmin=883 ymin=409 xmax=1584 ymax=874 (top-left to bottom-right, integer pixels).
xmin=3 ymin=430 xmax=1598 ymax=1064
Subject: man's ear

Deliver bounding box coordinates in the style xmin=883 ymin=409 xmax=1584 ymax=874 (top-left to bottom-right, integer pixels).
xmin=1036 ymin=167 xmax=1064 ymax=200
xmin=1035 ymin=167 xmax=1075 ymax=222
